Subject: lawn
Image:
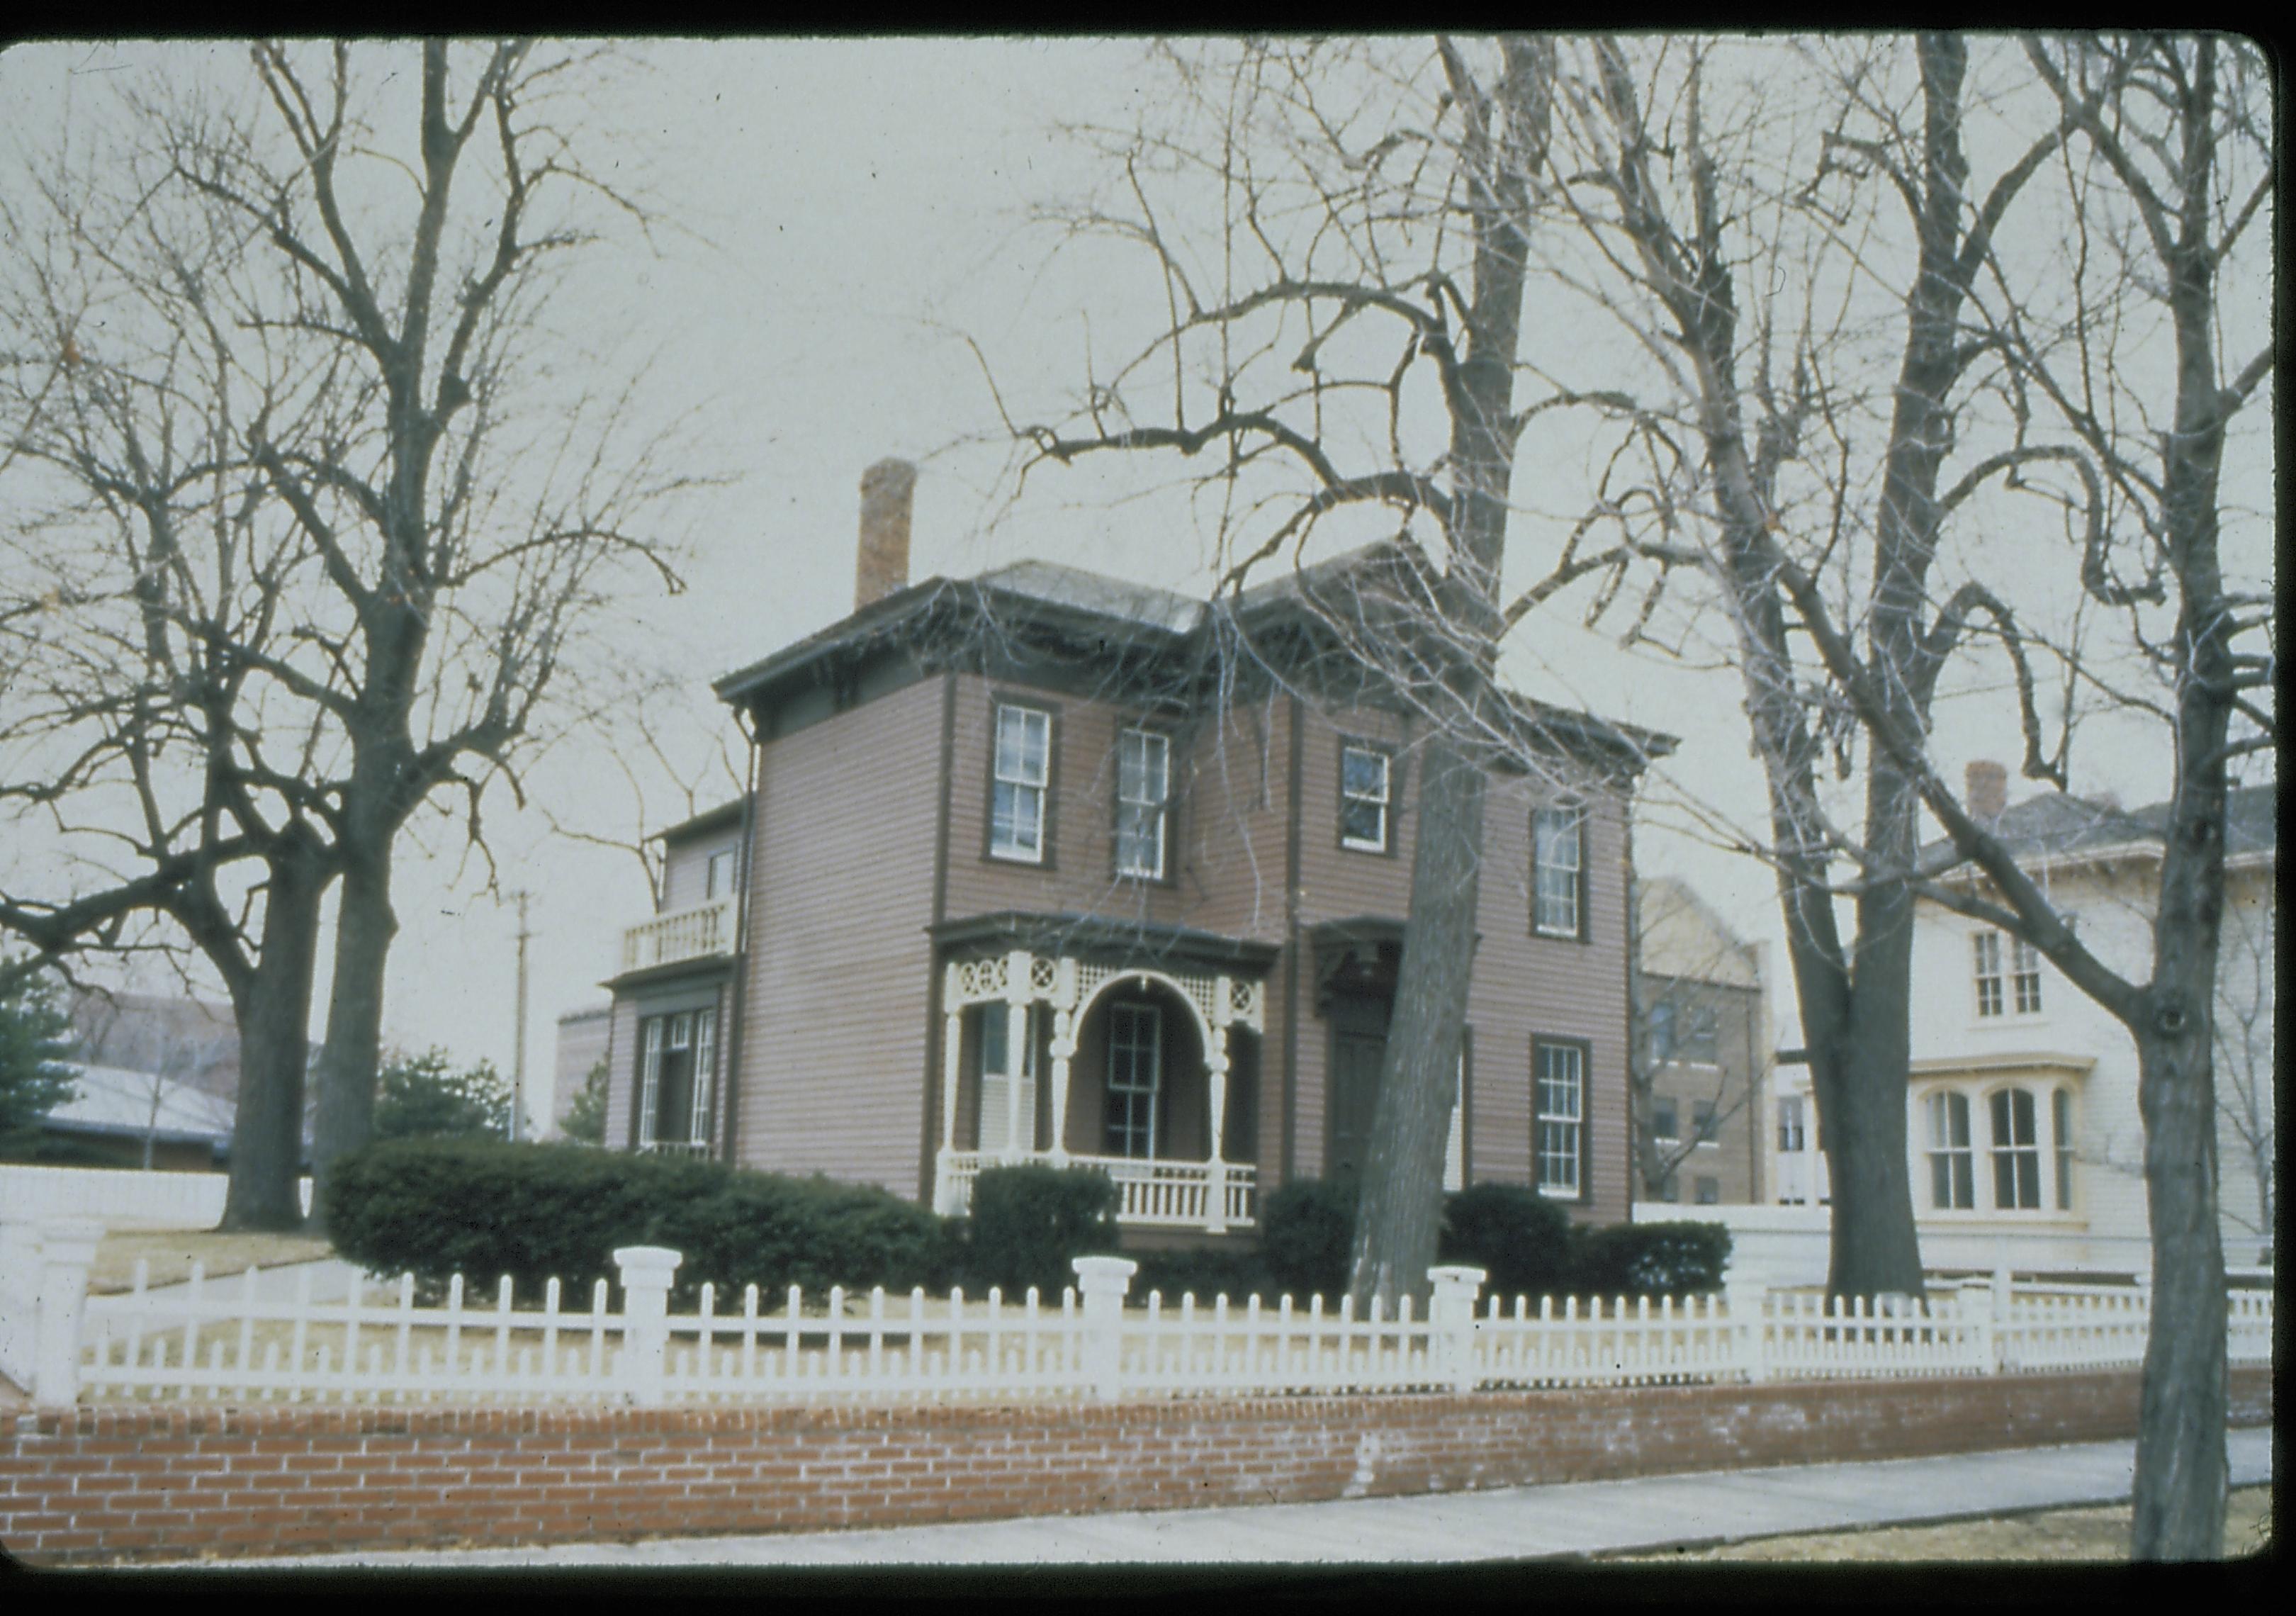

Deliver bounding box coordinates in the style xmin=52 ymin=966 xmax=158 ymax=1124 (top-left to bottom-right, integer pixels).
xmin=88 ymin=1228 xmax=336 ymax=1294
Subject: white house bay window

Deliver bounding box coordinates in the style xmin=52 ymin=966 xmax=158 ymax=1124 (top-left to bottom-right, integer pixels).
xmin=1989 ymin=1088 xmax=2042 ymax=1210
xmin=1926 ymin=1090 xmax=1974 ymax=1208
xmin=1115 ymin=729 xmax=1170 ymax=879
xmin=1534 ymin=1041 xmax=1584 ymax=1197
xmin=991 ymin=704 xmax=1051 ymax=862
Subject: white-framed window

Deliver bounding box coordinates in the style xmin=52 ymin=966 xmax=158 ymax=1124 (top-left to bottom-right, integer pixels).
xmin=1776 ymin=1096 xmax=1806 ymax=1152
xmin=1534 ymin=1040 xmax=1585 ymax=1198
xmin=1533 ymin=804 xmax=1585 ymax=938
xmin=2011 ymin=936 xmax=2044 ymax=1015
xmin=1339 ymin=745 xmax=1391 ymax=852
xmin=1989 ymin=1087 xmax=2042 ymax=1210
xmin=1115 ymin=728 xmax=1171 ymax=880
xmin=1974 ymin=929 xmax=2044 ymax=1019
xmin=1926 ymin=1089 xmax=1974 ymax=1209
xmin=977 ymin=1004 xmax=1040 ymax=1157
xmin=1104 ymin=1002 xmax=1162 ymax=1159
xmin=704 ymin=848 xmax=738 ymax=901
xmin=990 ymin=704 xmax=1052 ymax=863
xmin=635 ymin=1007 xmax=715 ymax=1151
xmin=1973 ymin=931 xmax=2005 ymax=1017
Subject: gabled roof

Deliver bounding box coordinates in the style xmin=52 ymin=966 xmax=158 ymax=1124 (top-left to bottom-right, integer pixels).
xmin=1919 ymin=781 xmax=2276 ymax=877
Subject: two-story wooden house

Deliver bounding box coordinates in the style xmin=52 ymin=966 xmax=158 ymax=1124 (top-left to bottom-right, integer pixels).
xmin=597 ymin=461 xmax=1672 ymax=1245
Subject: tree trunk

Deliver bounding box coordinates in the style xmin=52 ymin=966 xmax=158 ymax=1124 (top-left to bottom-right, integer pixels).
xmin=219 ymin=843 xmax=327 ymax=1232
xmin=309 ymin=850 xmax=396 ymax=1232
xmin=1346 ymin=736 xmax=1487 ymax=1308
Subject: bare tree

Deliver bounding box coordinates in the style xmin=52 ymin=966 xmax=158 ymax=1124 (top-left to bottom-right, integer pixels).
xmin=0 ymin=42 xmax=697 ymax=1226
xmin=995 ymin=38 xmax=1693 ymax=1310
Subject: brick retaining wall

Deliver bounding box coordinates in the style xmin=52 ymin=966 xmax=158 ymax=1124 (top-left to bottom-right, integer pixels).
xmin=2 ymin=1367 xmax=2273 ymax=1566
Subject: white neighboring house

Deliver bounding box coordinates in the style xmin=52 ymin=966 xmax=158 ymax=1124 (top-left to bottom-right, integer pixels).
xmin=1767 ymin=768 xmax=2275 ymax=1278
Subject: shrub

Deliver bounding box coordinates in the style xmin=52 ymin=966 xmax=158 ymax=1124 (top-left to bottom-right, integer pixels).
xmin=373 ymin=1048 xmax=513 ymax=1142
xmin=960 ymin=1164 xmax=1120 ymax=1297
xmin=1256 ymin=1175 xmax=1357 ymax=1303
xmin=1128 ymin=1245 xmax=1271 ymax=1306
xmin=1568 ymin=1220 xmax=1732 ymax=1299
xmin=322 ymin=1137 xmax=950 ymax=1307
xmin=1438 ymin=1182 xmax=1574 ymax=1303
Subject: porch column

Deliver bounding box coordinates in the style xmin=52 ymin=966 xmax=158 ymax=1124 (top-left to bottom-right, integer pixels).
xmin=1047 ymin=958 xmax=1078 ymax=1165
xmin=935 ymin=963 xmax=964 ymax=1213
xmin=1204 ymin=975 xmax=1232 ymax=1235
xmin=1001 ymin=948 xmax=1032 ymax=1163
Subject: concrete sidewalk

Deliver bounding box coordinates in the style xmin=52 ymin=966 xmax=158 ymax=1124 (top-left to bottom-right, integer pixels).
xmin=129 ymin=1426 xmax=2271 ymax=1570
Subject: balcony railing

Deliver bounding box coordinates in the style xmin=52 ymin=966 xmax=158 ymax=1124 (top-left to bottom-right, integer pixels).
xmin=620 ymin=896 xmax=736 ymax=974
xmin=938 ymin=1150 xmax=1256 ymax=1232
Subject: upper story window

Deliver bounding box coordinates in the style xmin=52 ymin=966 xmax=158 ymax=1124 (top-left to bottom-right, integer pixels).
xmin=1533 ymin=804 xmax=1585 ymax=938
xmin=1974 ymin=929 xmax=2044 ymax=1018
xmin=1650 ymin=999 xmax=1718 ymax=1063
xmin=990 ymin=703 xmax=1052 ymax=863
xmin=1339 ymin=744 xmax=1392 ymax=852
xmin=1692 ymin=1099 xmax=1718 ymax=1143
xmin=1534 ymin=1039 xmax=1585 ymax=1199
xmin=1115 ymin=728 xmax=1171 ymax=880
xmin=704 ymin=848 xmax=738 ymax=901
xmin=1653 ymin=1096 xmax=1679 ymax=1140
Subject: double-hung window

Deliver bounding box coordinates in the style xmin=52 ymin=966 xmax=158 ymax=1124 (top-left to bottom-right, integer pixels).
xmin=1973 ymin=932 xmax=2005 ymax=1017
xmin=1104 ymin=1003 xmax=1162 ymax=1159
xmin=1533 ymin=804 xmax=1585 ymax=938
xmin=990 ymin=703 xmax=1052 ymax=863
xmin=1534 ymin=1040 xmax=1585 ymax=1198
xmin=2010 ymin=936 xmax=2044 ymax=1014
xmin=1115 ymin=728 xmax=1170 ymax=880
xmin=704 ymin=848 xmax=738 ymax=901
xmin=1926 ymin=1090 xmax=1974 ymax=1208
xmin=1339 ymin=745 xmax=1391 ymax=852
xmin=1989 ymin=1088 xmax=2042 ymax=1209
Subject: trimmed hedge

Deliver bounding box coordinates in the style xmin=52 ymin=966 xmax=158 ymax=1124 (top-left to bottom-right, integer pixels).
xmin=1438 ymin=1182 xmax=1573 ymax=1301
xmin=1568 ymin=1219 xmax=1732 ymax=1299
xmin=322 ymin=1138 xmax=955 ymax=1308
xmin=958 ymin=1164 xmax=1120 ymax=1297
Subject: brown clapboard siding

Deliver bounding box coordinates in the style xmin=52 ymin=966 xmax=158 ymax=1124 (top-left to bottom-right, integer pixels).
xmin=602 ymin=995 xmax=642 ymax=1152
xmin=733 ymin=676 xmax=942 ymax=1193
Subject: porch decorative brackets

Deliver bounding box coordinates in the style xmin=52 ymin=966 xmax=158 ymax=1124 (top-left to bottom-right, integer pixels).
xmin=930 ymin=919 xmax=1272 ymax=1235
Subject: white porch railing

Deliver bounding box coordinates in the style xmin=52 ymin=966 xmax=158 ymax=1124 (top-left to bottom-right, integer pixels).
xmin=619 ymin=896 xmax=736 ymax=974
xmin=13 ymin=1223 xmax=2272 ymax=1409
xmin=936 ymin=1150 xmax=1257 ymax=1230
xmin=640 ymin=1141 xmax=714 ymax=1160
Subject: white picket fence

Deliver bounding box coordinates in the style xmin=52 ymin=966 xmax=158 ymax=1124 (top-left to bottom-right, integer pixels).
xmin=6 ymin=1223 xmax=2273 ymax=1409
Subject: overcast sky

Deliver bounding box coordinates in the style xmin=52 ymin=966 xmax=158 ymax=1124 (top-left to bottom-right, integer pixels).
xmin=0 ymin=38 xmax=2270 ymax=1128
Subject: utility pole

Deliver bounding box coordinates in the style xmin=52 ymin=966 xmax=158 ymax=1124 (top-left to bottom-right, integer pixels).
xmin=511 ymin=890 xmax=531 ymax=1143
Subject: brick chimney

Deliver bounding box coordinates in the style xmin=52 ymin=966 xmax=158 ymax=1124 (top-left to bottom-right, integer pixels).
xmin=855 ymin=458 xmax=917 ymax=611
xmin=1965 ymin=759 xmax=2008 ymax=822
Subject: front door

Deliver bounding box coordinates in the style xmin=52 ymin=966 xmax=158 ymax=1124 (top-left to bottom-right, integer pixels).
xmin=1326 ymin=993 xmax=1390 ymax=1179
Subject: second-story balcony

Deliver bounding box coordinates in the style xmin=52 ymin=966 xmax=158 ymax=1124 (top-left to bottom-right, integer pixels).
xmin=621 ymin=895 xmax=737 ymax=975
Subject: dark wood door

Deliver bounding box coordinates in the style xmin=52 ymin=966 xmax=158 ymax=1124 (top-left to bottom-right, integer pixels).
xmin=1327 ymin=1025 xmax=1388 ymax=1179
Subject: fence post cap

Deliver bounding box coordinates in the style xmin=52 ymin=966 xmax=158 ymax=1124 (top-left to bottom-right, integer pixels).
xmin=611 ymin=1245 xmax=684 ymax=1278
xmin=1071 ymin=1255 xmax=1138 ymax=1281
xmin=1426 ymin=1265 xmax=1487 ymax=1290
